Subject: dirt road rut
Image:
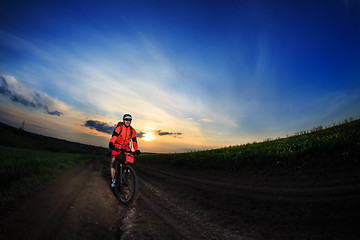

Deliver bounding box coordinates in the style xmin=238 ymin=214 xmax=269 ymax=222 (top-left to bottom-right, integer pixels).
xmin=1 ymin=158 xmax=359 ymax=240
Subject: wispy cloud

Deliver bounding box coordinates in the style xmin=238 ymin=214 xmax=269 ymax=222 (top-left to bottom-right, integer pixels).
xmin=2 ymin=30 xmax=235 ymax=142
xmin=0 ymin=31 xmax=59 ymax=66
xmin=0 ymin=75 xmax=63 ymax=116
xmin=0 ymin=32 xmax=255 ymax=150
xmin=1 ymin=1 xmax=359 ymax=153
xmin=199 ymin=118 xmax=215 ymax=123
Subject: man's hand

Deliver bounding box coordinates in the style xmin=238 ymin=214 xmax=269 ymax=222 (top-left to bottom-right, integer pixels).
xmin=135 ymin=150 xmax=141 ymax=155
xmin=109 ymin=142 xmax=115 ymax=150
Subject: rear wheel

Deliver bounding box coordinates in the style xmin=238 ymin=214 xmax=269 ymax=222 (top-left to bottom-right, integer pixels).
xmin=113 ymin=165 xmax=138 ymax=205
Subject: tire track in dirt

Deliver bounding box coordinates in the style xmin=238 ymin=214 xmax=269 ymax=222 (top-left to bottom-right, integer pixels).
xmin=1 ymin=158 xmax=359 ymax=240
xmin=140 ymin=177 xmax=250 ymax=240
xmin=0 ymin=159 xmax=124 ymax=240
xmin=137 ymin=164 xmax=360 ymax=201
xmin=134 ymin=165 xmax=257 ymax=240
xmin=116 ymin=175 xmax=251 ymax=240
xmin=133 ymin=162 xmax=360 ymax=240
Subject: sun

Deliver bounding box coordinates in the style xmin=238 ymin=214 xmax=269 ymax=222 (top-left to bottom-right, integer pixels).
xmin=143 ymin=131 xmax=155 ymax=141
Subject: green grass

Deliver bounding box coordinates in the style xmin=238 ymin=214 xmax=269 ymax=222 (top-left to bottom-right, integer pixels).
xmin=137 ymin=119 xmax=360 ymax=173
xmin=0 ymin=146 xmax=93 ymax=208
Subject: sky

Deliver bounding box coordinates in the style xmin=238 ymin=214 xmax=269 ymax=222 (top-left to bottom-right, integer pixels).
xmin=0 ymin=0 xmax=359 ymax=153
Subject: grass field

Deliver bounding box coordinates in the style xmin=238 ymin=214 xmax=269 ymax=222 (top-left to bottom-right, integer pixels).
xmin=0 ymin=146 xmax=95 ymax=209
xmin=0 ymin=122 xmax=110 ymax=210
xmin=137 ymin=119 xmax=360 ymax=173
xmin=1 ymin=119 xmax=359 ymax=210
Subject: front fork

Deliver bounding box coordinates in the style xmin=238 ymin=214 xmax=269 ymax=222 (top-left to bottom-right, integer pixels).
xmin=117 ymin=163 xmax=129 ymax=187
xmin=117 ymin=163 xmax=123 ymax=186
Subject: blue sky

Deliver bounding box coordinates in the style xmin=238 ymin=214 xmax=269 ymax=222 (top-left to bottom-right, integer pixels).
xmin=1 ymin=0 xmax=359 ymax=153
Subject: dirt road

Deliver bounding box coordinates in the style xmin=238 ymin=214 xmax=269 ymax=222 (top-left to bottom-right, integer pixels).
xmin=1 ymin=158 xmax=359 ymax=240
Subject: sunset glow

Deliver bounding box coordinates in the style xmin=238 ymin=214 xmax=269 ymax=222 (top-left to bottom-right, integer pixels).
xmin=0 ymin=0 xmax=359 ymax=153
xmin=143 ymin=132 xmax=155 ymax=142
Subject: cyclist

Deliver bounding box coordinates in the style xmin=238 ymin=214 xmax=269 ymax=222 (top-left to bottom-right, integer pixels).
xmin=109 ymin=114 xmax=141 ymax=188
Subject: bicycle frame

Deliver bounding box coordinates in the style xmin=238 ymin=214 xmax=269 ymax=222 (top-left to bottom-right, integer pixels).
xmin=112 ymin=150 xmax=138 ymax=205
xmin=117 ymin=162 xmax=129 ymax=186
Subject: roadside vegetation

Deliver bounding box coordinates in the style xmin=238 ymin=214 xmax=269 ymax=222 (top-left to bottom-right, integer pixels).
xmin=137 ymin=118 xmax=360 ymax=173
xmin=0 ymin=122 xmax=110 ymax=212
xmin=0 ymin=146 xmax=94 ymax=207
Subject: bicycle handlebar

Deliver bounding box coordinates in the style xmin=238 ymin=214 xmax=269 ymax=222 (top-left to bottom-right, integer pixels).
xmin=115 ymin=148 xmax=136 ymax=155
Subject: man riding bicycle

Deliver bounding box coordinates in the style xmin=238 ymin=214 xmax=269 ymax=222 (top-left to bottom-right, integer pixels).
xmin=109 ymin=114 xmax=141 ymax=188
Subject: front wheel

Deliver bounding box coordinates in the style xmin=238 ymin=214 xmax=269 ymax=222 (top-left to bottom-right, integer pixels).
xmin=113 ymin=165 xmax=138 ymax=205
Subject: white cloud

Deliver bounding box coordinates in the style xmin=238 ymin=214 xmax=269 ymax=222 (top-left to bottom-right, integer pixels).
xmin=0 ymin=31 xmax=253 ymax=150
xmin=199 ymin=118 xmax=214 ymax=123
xmin=0 ymin=74 xmax=67 ymax=116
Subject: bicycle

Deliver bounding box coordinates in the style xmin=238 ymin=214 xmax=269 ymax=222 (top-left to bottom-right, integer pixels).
xmin=112 ymin=149 xmax=138 ymax=205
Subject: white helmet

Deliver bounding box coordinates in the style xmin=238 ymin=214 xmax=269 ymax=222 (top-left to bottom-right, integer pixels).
xmin=123 ymin=114 xmax=132 ymax=120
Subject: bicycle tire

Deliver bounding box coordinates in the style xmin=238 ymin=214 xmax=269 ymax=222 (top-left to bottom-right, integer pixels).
xmin=113 ymin=165 xmax=138 ymax=205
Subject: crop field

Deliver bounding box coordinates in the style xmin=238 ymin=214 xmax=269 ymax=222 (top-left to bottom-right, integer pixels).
xmin=0 ymin=146 xmax=94 ymax=207
xmin=137 ymin=119 xmax=360 ymax=173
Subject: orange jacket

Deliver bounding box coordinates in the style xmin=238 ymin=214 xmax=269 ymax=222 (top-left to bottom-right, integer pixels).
xmin=109 ymin=122 xmax=138 ymax=151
